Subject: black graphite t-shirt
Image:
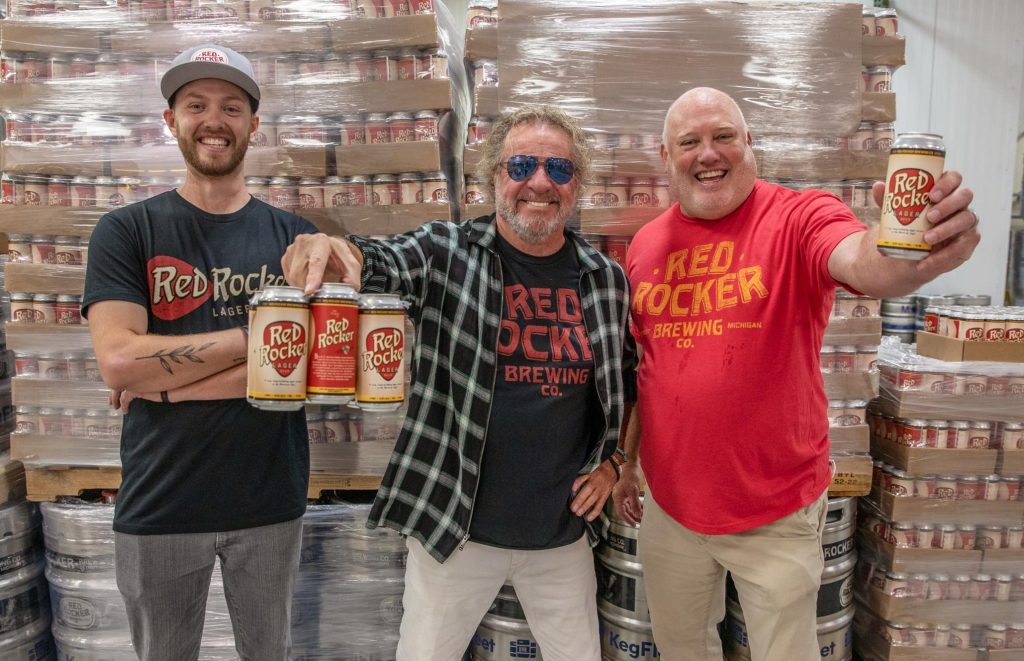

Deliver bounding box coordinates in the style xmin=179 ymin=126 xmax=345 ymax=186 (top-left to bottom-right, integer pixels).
xmin=82 ymin=191 xmax=316 ymax=535
xmin=468 ymin=232 xmax=600 ymax=549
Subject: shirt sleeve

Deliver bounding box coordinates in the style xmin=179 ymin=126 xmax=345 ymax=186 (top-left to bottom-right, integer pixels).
xmin=81 ymin=212 xmax=149 ymax=318
xmin=798 ymin=191 xmax=867 ymax=293
xmin=350 ymin=221 xmax=452 ymax=314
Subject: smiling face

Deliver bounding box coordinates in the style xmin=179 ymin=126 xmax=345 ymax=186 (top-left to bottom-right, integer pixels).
xmin=494 ymin=121 xmax=579 ymax=254
xmin=164 ymin=78 xmax=257 ymax=178
xmin=661 ymin=88 xmax=757 ymax=220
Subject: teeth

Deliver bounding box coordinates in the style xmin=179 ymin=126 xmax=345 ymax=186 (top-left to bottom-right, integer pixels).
xmin=696 ymin=170 xmax=725 ymax=180
xmin=523 ymin=201 xmax=551 ymax=207
xmin=200 ymin=137 xmax=228 ymax=146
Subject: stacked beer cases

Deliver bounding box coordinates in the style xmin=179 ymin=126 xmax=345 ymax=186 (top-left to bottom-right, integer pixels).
xmin=461 ymin=2 xmax=903 ymax=500
xmin=0 ymin=1 xmax=471 ymax=487
xmin=854 ymin=335 xmax=1024 ymax=659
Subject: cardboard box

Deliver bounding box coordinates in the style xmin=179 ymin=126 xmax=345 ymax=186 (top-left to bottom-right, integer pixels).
xmin=829 ymin=454 xmax=872 ymax=497
xmin=863 ymin=92 xmax=897 ymax=123
xmin=829 ymin=425 xmax=869 ymax=455
xmin=859 ymin=581 xmax=1024 ymax=624
xmin=474 ymin=86 xmax=500 ymax=117
xmin=999 ymin=450 xmax=1024 ymax=476
xmin=858 ymin=530 xmax=982 ymax=574
xmin=917 ymin=331 xmax=1024 ymax=363
xmin=980 ymin=547 xmax=1024 ymax=574
xmin=497 ymin=1 xmax=862 ymax=137
xmin=465 ymin=26 xmax=498 ymax=60
xmin=870 ymin=434 xmax=998 ymax=476
xmin=3 ymin=263 xmax=85 ymax=296
xmin=299 ymin=80 xmax=453 ymax=115
xmin=0 ymin=207 xmax=101 ymax=239
xmin=823 ymin=370 xmax=879 ymax=400
xmin=12 ymin=377 xmax=110 ymax=410
xmin=853 ymin=619 xmax=979 ymax=661
xmin=110 ymin=21 xmax=328 ymax=55
xmin=298 ymin=203 xmax=450 ymax=237
xmin=862 ymin=35 xmax=907 ymax=67
xmin=0 ymin=23 xmax=105 ymax=53
xmin=336 ymin=141 xmax=441 ymax=176
xmin=579 ymin=207 xmax=664 ymax=237
xmin=870 ymin=491 xmax=1024 ymax=527
xmin=4 ymin=323 xmax=94 ymax=356
xmin=328 ymin=14 xmax=441 ymax=53
xmin=0 ymin=144 xmax=107 ymax=177
xmin=105 ymin=144 xmax=329 ymax=178
xmin=0 ymin=81 xmax=165 ymax=116
xmin=842 ymin=149 xmax=889 ymax=180
xmin=823 ymin=316 xmax=882 ymax=346
xmin=876 ymin=389 xmax=1024 ymax=424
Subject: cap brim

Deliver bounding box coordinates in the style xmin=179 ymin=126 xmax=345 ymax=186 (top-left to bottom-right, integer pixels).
xmin=161 ymin=62 xmax=261 ymax=107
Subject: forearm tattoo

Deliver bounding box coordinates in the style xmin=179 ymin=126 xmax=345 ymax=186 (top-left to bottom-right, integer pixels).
xmin=135 ymin=342 xmax=215 ymax=374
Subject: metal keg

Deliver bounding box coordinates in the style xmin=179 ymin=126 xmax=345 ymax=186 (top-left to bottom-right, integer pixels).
xmin=822 ymin=498 xmax=856 ymax=565
xmin=596 ymin=551 xmax=648 ymax=622
xmin=723 ymin=599 xmax=853 ymax=661
xmin=470 ymin=612 xmax=543 ymax=661
xmin=0 ymin=500 xmax=41 ymax=537
xmin=817 ymin=554 xmax=857 ymax=620
xmin=880 ymin=296 xmax=916 ymax=317
xmin=598 ymin=607 xmax=660 ymax=660
xmin=953 ymin=294 xmax=991 ymax=306
xmin=0 ymin=615 xmax=54 ymax=660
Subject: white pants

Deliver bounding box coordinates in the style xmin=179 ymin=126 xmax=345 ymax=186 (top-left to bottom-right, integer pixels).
xmin=396 ymin=535 xmax=601 ymax=661
xmin=639 ymin=492 xmax=828 ymax=661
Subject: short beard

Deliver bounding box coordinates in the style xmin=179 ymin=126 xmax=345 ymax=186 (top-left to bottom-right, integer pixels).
xmin=496 ymin=198 xmax=575 ymax=244
xmin=179 ymin=134 xmax=248 ymax=177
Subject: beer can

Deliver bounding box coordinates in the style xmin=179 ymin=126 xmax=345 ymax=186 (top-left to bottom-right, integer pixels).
xmin=877 ymin=133 xmax=945 ymax=260
xmin=306 ymin=284 xmax=359 ymax=405
xmin=356 ymin=294 xmax=406 ymax=410
xmin=247 ymin=286 xmax=310 ymax=411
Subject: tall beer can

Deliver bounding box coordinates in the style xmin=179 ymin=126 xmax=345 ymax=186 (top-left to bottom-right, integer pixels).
xmin=306 ymin=284 xmax=359 ymax=404
xmin=356 ymin=294 xmax=406 ymax=410
xmin=877 ymin=133 xmax=946 ymax=261
xmin=247 ymin=286 xmax=310 ymax=411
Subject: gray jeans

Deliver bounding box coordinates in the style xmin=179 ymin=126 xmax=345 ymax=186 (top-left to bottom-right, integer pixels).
xmin=115 ymin=517 xmax=304 ymax=661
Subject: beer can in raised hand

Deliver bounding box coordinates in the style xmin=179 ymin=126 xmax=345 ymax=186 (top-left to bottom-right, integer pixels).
xmin=247 ymin=286 xmax=310 ymax=411
xmin=877 ymin=133 xmax=946 ymax=261
xmin=306 ymin=283 xmax=359 ymax=404
xmin=356 ymin=294 xmax=406 ymax=410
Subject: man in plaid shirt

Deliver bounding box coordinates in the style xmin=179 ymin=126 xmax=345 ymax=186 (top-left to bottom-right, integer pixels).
xmin=283 ymin=106 xmax=636 ymax=659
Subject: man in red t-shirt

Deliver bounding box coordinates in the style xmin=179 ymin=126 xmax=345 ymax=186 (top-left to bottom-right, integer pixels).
xmin=613 ymin=87 xmax=980 ymax=660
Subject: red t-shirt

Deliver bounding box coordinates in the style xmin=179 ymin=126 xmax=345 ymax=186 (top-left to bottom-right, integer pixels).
xmin=626 ymin=180 xmax=865 ymax=534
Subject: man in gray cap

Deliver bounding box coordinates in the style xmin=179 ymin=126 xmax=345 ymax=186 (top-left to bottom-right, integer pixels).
xmin=82 ymin=44 xmax=316 ymax=660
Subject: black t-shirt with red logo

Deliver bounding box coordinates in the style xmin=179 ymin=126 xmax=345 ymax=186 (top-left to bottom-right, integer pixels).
xmin=468 ymin=233 xmax=600 ymax=549
xmin=82 ymin=191 xmax=317 ymax=535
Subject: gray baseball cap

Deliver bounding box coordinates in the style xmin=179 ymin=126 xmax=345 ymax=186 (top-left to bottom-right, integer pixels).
xmin=160 ymin=44 xmax=260 ymax=111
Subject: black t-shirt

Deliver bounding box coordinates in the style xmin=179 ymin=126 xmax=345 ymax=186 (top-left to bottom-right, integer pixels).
xmin=468 ymin=233 xmax=600 ymax=549
xmin=82 ymin=191 xmax=317 ymax=535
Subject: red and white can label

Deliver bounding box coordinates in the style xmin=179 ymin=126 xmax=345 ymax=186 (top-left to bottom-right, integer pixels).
xmin=247 ymin=303 xmax=309 ymax=403
xmin=356 ymin=310 xmax=405 ymax=406
xmin=307 ymin=300 xmax=358 ymax=397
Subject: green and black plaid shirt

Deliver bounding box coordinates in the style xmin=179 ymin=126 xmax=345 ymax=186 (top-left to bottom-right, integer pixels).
xmin=354 ymin=215 xmax=637 ymax=562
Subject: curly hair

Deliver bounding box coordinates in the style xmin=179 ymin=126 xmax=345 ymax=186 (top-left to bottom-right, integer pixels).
xmin=475 ymin=105 xmax=592 ymax=200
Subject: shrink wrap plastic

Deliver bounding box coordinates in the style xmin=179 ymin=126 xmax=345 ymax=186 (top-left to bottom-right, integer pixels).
xmin=854 ymin=337 xmax=1024 ymax=656
xmin=39 ymin=497 xmax=405 ymax=660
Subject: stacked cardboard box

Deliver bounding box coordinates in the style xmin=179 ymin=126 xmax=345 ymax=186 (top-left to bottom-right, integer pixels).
xmin=854 ymin=338 xmax=1024 ymax=660
xmin=1 ymin=1 xmax=471 ymax=486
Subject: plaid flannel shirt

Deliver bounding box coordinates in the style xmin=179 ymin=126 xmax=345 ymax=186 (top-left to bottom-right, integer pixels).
xmin=352 ymin=214 xmax=637 ymax=562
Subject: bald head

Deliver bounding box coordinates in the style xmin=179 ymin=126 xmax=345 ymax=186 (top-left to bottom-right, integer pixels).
xmin=659 ymin=86 xmax=758 ymax=220
xmin=663 ymin=87 xmax=749 ymax=146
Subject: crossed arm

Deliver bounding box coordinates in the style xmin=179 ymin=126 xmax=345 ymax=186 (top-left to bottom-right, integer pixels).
xmin=87 ymin=300 xmax=248 ymax=410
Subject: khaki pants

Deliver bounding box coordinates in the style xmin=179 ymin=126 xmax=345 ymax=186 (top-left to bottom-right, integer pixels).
xmin=639 ymin=492 xmax=827 ymax=661
xmin=396 ymin=535 xmax=601 ymax=661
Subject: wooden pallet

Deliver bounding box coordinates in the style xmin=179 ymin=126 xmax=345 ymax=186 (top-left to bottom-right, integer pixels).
xmin=24 ymin=466 xmax=381 ymax=502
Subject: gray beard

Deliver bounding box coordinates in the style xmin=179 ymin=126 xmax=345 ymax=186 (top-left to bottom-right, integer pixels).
xmin=496 ymin=198 xmax=573 ymax=244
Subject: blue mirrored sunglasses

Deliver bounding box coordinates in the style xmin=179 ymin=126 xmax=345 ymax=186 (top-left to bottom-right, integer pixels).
xmin=504 ymin=155 xmax=575 ymax=185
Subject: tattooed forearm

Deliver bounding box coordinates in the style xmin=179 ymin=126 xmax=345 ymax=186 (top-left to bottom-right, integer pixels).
xmin=135 ymin=343 xmax=215 ymax=374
